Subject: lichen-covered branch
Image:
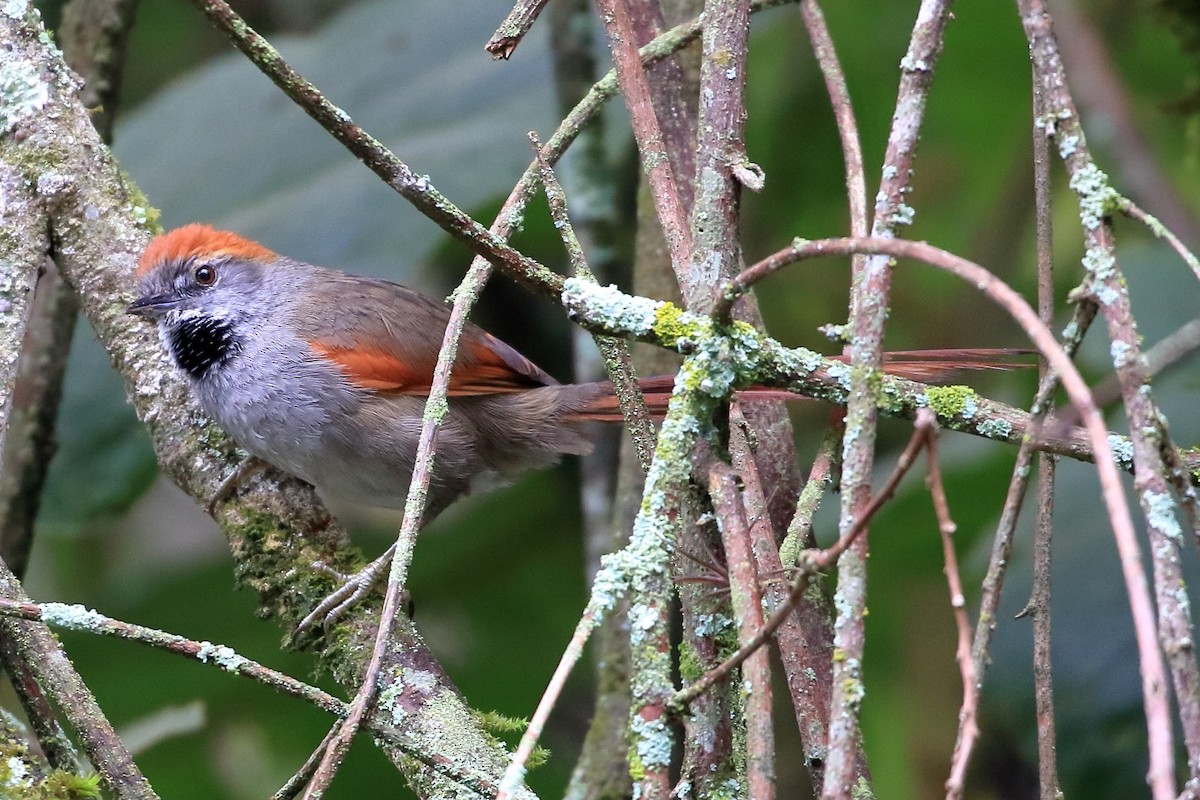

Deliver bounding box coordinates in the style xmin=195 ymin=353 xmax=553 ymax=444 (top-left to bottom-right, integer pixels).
xmin=188 ymin=0 xmax=562 ymax=299
xmin=567 ymin=277 xmax=1196 ymax=472
xmin=0 ymin=6 xmax=537 ymax=797
xmin=0 ymin=156 xmax=44 ymax=479
xmin=690 ymin=0 xmax=752 ymax=316
xmin=486 ymin=0 xmax=552 ymax=59
xmin=1019 ymin=2 xmax=1193 ymax=794
xmin=0 ymin=559 xmax=155 ymax=798
xmin=827 ymin=4 xmax=952 ymax=788
xmin=703 ymin=450 xmax=775 ymax=800
xmin=0 ymin=0 xmax=137 ymax=582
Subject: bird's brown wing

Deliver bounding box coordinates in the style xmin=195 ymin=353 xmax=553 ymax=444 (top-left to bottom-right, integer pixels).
xmin=298 ymin=273 xmax=556 ymax=396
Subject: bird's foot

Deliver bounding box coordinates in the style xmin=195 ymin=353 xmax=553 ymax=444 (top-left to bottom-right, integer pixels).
xmin=296 ymin=544 xmax=400 ymax=635
xmin=206 ymin=456 xmax=268 ymax=515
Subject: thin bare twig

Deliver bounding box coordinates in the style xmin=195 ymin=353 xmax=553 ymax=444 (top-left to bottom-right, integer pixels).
xmin=798 ymin=0 xmax=868 ymax=268
xmin=273 ymin=728 xmax=339 ymax=800
xmin=593 ymin=0 xmax=693 ymax=276
xmin=499 ymin=608 xmax=602 ymax=799
xmin=1020 ymin=2 xmax=1193 ymax=792
xmin=530 ymin=131 xmax=657 ymax=467
xmin=960 ymin=69 xmax=1070 ymax=791
xmin=188 ymin=0 xmax=562 ymax=299
xmin=970 ymin=299 xmax=1090 ymax=686
xmin=1119 ymin=199 xmax=1200 ymax=283
xmin=0 ymin=598 xmax=345 ymax=716
xmin=675 ymin=415 xmax=931 ymax=707
xmin=1026 ymin=451 xmax=1062 ymax=800
xmin=922 ymin=410 xmax=978 ymax=800
xmin=623 ymin=1 xmax=699 ymax=217
xmin=486 ymin=0 xmax=551 ymax=59
xmin=1027 ymin=69 xmax=1063 ymax=799
xmin=0 ymin=560 xmax=156 ymax=799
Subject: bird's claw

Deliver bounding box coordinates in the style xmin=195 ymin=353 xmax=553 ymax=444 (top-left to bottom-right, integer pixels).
xmin=295 ymin=545 xmax=398 ymax=635
xmin=205 ymin=456 xmax=267 ymax=515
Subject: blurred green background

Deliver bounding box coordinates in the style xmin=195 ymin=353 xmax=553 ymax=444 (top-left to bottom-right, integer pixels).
xmin=13 ymin=0 xmax=1200 ymax=797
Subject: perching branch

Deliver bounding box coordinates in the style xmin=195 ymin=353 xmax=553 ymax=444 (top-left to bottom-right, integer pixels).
xmin=0 ymin=7 xmax=536 ymax=798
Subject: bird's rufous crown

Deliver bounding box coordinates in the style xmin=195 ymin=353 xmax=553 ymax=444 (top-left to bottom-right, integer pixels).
xmin=137 ymin=224 xmax=276 ymax=277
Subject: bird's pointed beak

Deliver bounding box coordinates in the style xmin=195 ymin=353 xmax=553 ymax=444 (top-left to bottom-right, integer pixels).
xmin=127 ymin=293 xmax=181 ymax=318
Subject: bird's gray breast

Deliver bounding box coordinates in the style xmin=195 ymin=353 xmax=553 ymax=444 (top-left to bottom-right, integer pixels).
xmin=183 ymin=320 xmax=355 ymax=488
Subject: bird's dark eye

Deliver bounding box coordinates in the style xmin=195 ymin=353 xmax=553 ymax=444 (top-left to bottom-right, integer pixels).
xmin=194 ymin=264 xmax=217 ymax=286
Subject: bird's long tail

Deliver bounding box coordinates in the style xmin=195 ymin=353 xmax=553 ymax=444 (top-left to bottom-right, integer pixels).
xmin=573 ymin=348 xmax=1030 ymax=422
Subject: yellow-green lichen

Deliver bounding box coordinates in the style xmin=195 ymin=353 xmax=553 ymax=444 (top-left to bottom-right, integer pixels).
xmin=652 ymin=301 xmax=704 ymax=348
xmin=678 ymin=640 xmax=703 ymax=684
xmin=37 ymin=773 xmax=101 ymax=799
xmin=851 ymin=774 xmax=876 ymax=799
xmin=0 ymin=738 xmax=101 ymax=800
xmin=924 ymin=385 xmax=978 ymax=420
xmin=628 ymin=747 xmax=646 ymax=781
xmin=119 ymin=171 xmax=162 ymax=235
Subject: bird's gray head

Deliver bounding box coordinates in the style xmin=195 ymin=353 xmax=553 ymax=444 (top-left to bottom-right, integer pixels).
xmin=129 ymin=223 xmax=275 ymax=379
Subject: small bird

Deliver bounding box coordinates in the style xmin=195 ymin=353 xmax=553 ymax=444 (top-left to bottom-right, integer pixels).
xmin=130 ymin=224 xmax=685 ymax=628
xmin=130 ymin=224 xmax=1021 ymax=627
xmin=129 ymin=223 xmax=665 ymax=519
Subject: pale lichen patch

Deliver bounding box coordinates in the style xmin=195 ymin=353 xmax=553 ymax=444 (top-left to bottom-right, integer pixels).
xmin=0 ymin=53 xmax=48 ymax=132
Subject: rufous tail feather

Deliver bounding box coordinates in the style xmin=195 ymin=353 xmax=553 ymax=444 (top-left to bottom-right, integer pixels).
xmin=575 ymin=348 xmax=1032 ymax=422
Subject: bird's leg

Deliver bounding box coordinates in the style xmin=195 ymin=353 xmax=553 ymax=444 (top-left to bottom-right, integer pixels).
xmin=297 ymin=544 xmax=401 ymax=634
xmin=205 ymin=456 xmax=269 ymax=515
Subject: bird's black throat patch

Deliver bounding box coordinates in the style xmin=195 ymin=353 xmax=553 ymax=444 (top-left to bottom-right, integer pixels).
xmin=167 ymin=315 xmax=241 ymax=379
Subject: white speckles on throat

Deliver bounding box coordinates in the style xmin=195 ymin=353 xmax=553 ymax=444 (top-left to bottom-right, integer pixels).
xmin=163 ymin=313 xmax=243 ymax=379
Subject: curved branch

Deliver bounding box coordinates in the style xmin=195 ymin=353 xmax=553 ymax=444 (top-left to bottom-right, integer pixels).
xmin=568 ymin=239 xmax=1157 ymax=800
xmin=726 ymin=234 xmax=1163 ymax=800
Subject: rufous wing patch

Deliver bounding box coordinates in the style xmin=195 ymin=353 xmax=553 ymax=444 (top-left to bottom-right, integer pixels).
xmin=137 ymin=224 xmax=276 ymax=277
xmin=310 ymin=337 xmax=553 ymax=395
xmin=308 ymin=342 xmax=429 ymax=391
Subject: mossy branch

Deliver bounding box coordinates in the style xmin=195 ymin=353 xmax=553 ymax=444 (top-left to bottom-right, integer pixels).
xmin=0 ymin=6 xmax=536 ymax=798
